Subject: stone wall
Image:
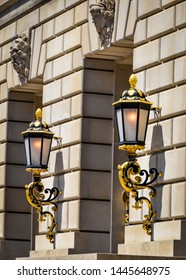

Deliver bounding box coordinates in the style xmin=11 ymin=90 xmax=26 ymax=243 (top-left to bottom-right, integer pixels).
xmin=0 ymin=0 xmax=118 ymax=258
xmin=118 ymin=0 xmax=186 ymax=257
xmin=0 ymin=0 xmax=185 ymax=259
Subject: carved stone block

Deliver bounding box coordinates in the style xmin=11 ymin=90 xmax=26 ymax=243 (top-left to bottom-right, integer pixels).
xmin=89 ymin=0 xmax=115 ymax=48
xmin=10 ymin=33 xmax=31 ymax=83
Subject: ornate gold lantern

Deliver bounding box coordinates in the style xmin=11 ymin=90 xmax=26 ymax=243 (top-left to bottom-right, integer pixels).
xmin=22 ymin=108 xmax=61 ymax=243
xmin=113 ymin=74 xmax=162 ymax=235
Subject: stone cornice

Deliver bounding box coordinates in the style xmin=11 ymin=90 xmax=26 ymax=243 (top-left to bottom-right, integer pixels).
xmin=0 ymin=0 xmax=51 ymax=29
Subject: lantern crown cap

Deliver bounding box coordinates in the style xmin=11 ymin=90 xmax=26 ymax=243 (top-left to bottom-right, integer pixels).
xmin=28 ymin=108 xmax=49 ymax=131
xmin=118 ymin=73 xmax=152 ymax=104
xmin=112 ymin=74 xmax=152 ymax=107
xmin=22 ymin=108 xmax=54 ymax=135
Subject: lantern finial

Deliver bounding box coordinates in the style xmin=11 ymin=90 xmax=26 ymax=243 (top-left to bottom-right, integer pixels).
xmin=35 ymin=108 xmax=42 ymax=121
xmin=129 ymin=74 xmax=137 ymax=89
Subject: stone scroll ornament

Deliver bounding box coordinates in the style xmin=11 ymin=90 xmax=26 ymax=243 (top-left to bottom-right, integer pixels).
xmin=10 ymin=33 xmax=31 ymax=83
xmin=90 ymin=0 xmax=115 ymax=48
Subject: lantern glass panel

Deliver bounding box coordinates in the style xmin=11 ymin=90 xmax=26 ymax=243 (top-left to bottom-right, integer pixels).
xmin=116 ymin=108 xmax=124 ymax=142
xmin=123 ymin=108 xmax=137 ymax=141
xmin=138 ymin=109 xmax=149 ymax=142
xmin=30 ymin=137 xmax=42 ymax=165
xmin=24 ymin=137 xmax=31 ymax=166
xmin=42 ymin=137 xmax=52 ymax=166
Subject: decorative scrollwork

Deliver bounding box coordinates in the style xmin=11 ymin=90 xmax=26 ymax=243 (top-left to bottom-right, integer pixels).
xmin=118 ymin=160 xmax=161 ymax=235
xmin=89 ymin=0 xmax=115 ymax=47
xmin=25 ymin=176 xmax=61 ymax=243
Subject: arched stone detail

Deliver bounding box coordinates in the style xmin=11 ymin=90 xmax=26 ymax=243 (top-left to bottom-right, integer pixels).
xmin=86 ymin=0 xmax=137 ymax=65
xmin=6 ymin=0 xmax=138 ymax=87
xmin=4 ymin=0 xmax=139 ymax=93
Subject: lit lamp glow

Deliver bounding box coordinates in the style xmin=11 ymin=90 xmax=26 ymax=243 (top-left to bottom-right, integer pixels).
xmin=113 ymin=74 xmax=161 ymax=235
xmin=22 ymin=108 xmax=61 ymax=243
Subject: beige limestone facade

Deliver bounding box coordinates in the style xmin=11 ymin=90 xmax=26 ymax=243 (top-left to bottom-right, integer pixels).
xmin=0 ymin=0 xmax=186 ymax=259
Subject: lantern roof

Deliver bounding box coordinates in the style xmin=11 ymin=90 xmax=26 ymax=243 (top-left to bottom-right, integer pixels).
xmin=113 ymin=74 xmax=152 ymax=106
xmin=22 ymin=108 xmax=54 ymax=135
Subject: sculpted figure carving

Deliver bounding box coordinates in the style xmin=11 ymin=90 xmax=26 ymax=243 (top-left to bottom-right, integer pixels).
xmin=90 ymin=0 xmax=115 ymax=48
xmin=10 ymin=33 xmax=31 ymax=82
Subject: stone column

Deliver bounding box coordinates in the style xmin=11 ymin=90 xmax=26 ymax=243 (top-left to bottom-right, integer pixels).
xmin=0 ymin=90 xmax=35 ymax=259
xmin=111 ymin=64 xmax=132 ymax=252
xmin=34 ymin=58 xmax=115 ymax=255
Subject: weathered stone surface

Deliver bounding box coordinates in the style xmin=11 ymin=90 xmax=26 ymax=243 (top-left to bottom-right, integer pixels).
xmin=118 ymin=240 xmax=186 ymax=257
xmin=147 ymin=7 xmax=175 ymax=39
xmin=161 ymin=29 xmax=186 ymax=61
xmin=133 ymin=39 xmax=160 ymax=70
xmin=146 ymin=61 xmax=173 ymax=93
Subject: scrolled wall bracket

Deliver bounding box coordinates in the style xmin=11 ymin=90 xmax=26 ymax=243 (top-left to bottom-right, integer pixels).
xmin=25 ymin=171 xmax=61 ymax=243
xmin=118 ymin=146 xmax=162 ymax=235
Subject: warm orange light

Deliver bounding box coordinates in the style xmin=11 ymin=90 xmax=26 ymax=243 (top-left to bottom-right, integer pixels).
xmin=33 ymin=139 xmax=41 ymax=150
xmin=127 ymin=112 xmax=137 ymax=122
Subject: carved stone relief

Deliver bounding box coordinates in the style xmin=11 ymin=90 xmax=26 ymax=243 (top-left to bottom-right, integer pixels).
xmin=89 ymin=0 xmax=115 ymax=48
xmin=10 ymin=33 xmax=31 ymax=83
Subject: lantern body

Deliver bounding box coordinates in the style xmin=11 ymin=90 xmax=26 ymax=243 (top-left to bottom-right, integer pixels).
xmin=22 ymin=108 xmax=54 ymax=172
xmin=115 ymin=102 xmax=151 ymax=147
xmin=23 ymin=131 xmax=53 ymax=171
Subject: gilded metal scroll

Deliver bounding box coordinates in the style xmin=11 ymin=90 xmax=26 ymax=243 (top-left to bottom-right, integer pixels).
xmin=25 ymin=175 xmax=60 ymax=243
xmin=118 ymin=160 xmax=161 ymax=235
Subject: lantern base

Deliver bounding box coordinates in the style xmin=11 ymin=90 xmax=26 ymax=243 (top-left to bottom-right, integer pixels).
xmin=26 ymin=167 xmax=48 ymax=174
xmin=119 ymin=144 xmax=145 ymax=161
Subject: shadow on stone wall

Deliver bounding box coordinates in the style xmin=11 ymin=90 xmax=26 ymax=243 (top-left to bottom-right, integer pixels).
xmin=150 ymin=124 xmax=166 ymax=239
xmin=53 ymin=150 xmax=64 ymax=238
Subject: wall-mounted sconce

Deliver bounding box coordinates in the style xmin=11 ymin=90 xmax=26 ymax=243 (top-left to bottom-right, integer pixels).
xmin=22 ymin=108 xmax=61 ymax=243
xmin=113 ymin=74 xmax=162 ymax=235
